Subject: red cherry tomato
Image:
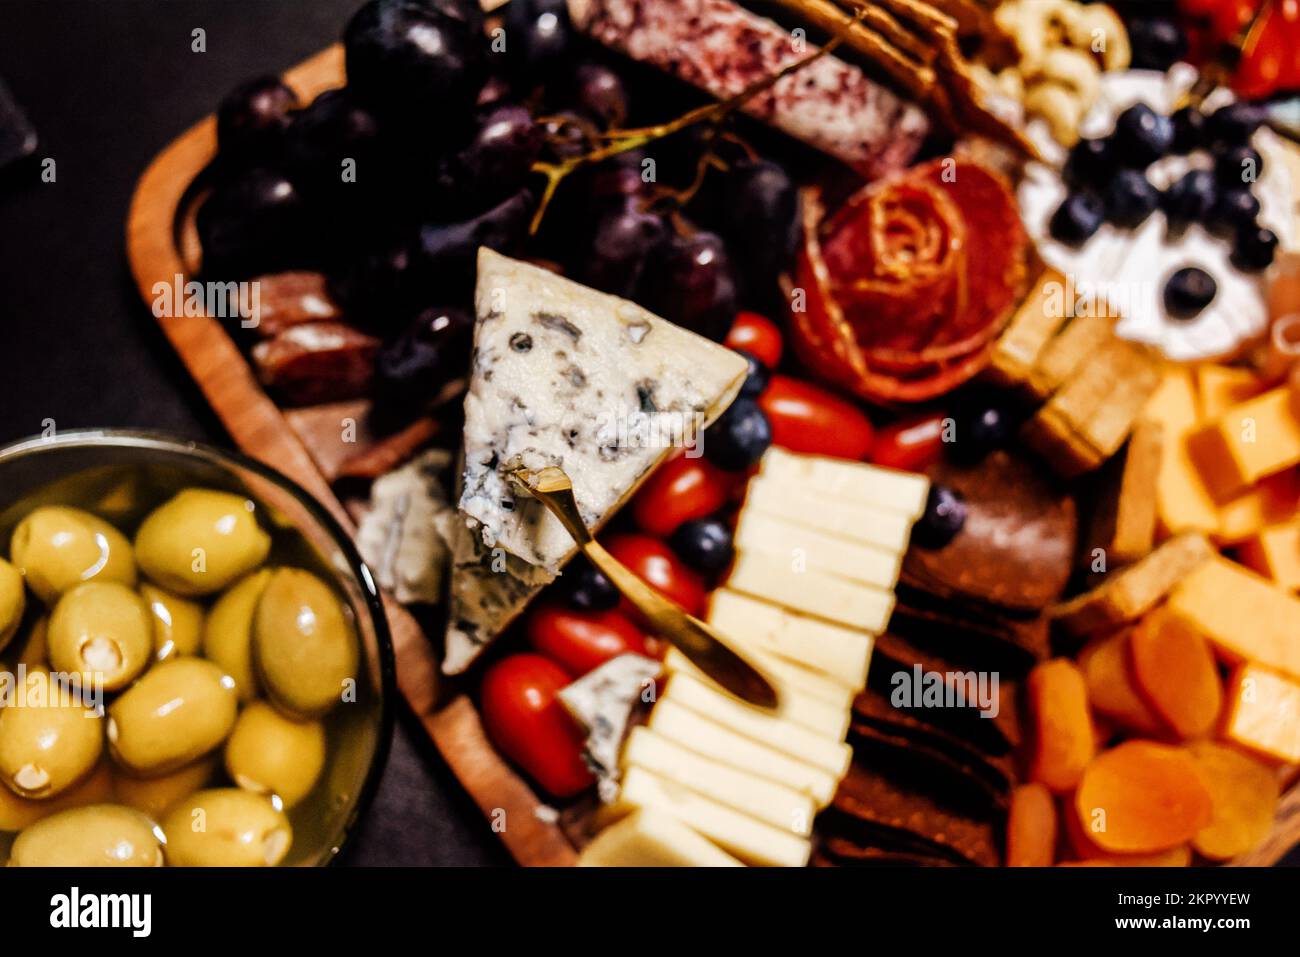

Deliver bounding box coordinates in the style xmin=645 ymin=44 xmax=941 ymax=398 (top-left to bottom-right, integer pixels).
xmin=725 ymin=312 xmax=784 ymax=368
xmin=604 ymin=533 xmax=707 ymax=616
xmin=1180 ymin=0 xmax=1224 ymax=16
xmin=632 ymin=451 xmax=735 ymax=537
xmin=525 ymin=603 xmax=648 ymax=677
xmin=871 ymin=411 xmax=948 ymax=473
xmin=480 ymin=654 xmax=594 ymax=798
xmin=757 ymin=374 xmax=875 ymax=460
xmin=1233 ymin=0 xmax=1300 ymax=98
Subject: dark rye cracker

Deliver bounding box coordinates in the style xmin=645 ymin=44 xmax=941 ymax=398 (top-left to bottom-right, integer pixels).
xmin=902 ymin=450 xmax=1077 ymax=611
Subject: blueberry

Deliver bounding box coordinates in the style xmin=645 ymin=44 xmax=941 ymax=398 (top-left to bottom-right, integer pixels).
xmin=1127 ymin=18 xmax=1189 ymax=71
xmin=1063 ymin=138 xmax=1117 ymax=189
xmin=912 ymin=485 xmax=967 ymax=549
xmin=1214 ymin=145 xmax=1264 ymax=188
xmin=1232 ymin=225 xmax=1278 ymax=271
xmin=703 ymin=398 xmax=772 ymax=471
xmin=1206 ymin=102 xmax=1263 ymax=147
xmin=1103 ymin=169 xmax=1159 ymax=228
xmin=951 ymin=399 xmax=1013 ymax=464
xmin=669 ymin=519 xmax=734 ymax=576
xmin=559 ymin=554 xmax=620 ymax=611
xmin=1170 ymin=106 xmax=1206 ymax=154
xmin=1160 ymin=169 xmax=1217 ymax=230
xmin=1163 ymin=267 xmax=1217 ymax=320
xmin=1049 ymin=192 xmax=1105 ymax=245
xmin=1208 ymin=188 xmax=1261 ymax=235
xmin=1113 ymin=103 xmax=1174 ymax=167
xmin=736 ymin=350 xmax=770 ymax=398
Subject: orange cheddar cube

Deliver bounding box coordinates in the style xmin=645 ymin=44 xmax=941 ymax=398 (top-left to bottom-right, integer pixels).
xmin=1188 ymin=387 xmax=1300 ymax=501
xmin=1166 ymin=555 xmax=1300 ymax=681
xmin=1196 ymin=365 xmax=1265 ymax=421
xmin=1222 ymin=664 xmax=1300 ymax=765
xmin=1239 ymin=520 xmax=1300 ymax=591
xmin=1215 ymin=470 xmax=1300 ymax=545
xmin=1143 ymin=368 xmax=1219 ymax=536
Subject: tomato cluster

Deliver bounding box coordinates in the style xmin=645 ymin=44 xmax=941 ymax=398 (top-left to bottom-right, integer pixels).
xmin=478 ymin=311 xmax=954 ymax=798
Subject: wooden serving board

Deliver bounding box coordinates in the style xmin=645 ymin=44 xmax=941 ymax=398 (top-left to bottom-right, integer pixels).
xmin=127 ymin=44 xmax=1300 ymax=868
xmin=126 ymin=44 xmax=576 ymax=867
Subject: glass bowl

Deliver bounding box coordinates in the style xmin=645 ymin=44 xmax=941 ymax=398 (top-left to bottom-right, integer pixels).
xmin=0 ymin=429 xmax=394 ymax=865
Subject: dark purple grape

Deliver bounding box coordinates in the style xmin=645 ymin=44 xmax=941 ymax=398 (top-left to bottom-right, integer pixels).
xmin=568 ymin=63 xmax=628 ymax=129
xmin=344 ymin=0 xmax=487 ymax=126
xmin=1127 ymin=18 xmax=1188 ymax=72
xmin=196 ymin=168 xmax=312 ymax=278
xmin=216 ymin=76 xmax=298 ymax=157
xmin=950 ymin=397 xmax=1013 ymax=464
xmin=585 ymin=152 xmax=649 ymax=208
xmin=640 ymin=229 xmax=738 ymax=342
xmin=371 ymin=305 xmax=473 ymax=430
xmin=669 ymin=519 xmax=734 ymax=575
xmin=282 ymin=90 xmax=382 ymax=202
xmin=578 ymin=201 xmax=667 ymax=299
xmin=1206 ymin=102 xmax=1263 ymax=147
xmin=539 ymin=111 xmax=594 ymax=162
xmin=438 ymin=104 xmax=542 ymax=204
xmin=412 ymin=187 xmax=536 ymax=300
xmin=331 ymin=238 xmax=419 ymax=322
xmin=912 ymin=485 xmax=967 ymax=549
xmin=503 ymin=0 xmax=572 ymax=79
xmin=703 ymin=398 xmax=771 ymax=471
xmin=718 ymin=159 xmax=800 ymax=287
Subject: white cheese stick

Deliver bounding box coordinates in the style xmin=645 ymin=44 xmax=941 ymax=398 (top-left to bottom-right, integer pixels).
xmin=664 ymin=673 xmax=853 ymax=779
xmin=577 ymin=808 xmax=744 ymax=867
xmin=623 ymin=727 xmax=815 ymax=836
xmin=648 ymin=700 xmax=839 ymax=807
xmin=744 ymin=477 xmax=915 ymax=554
xmin=661 ymin=648 xmax=851 ymax=738
xmin=734 ymin=508 xmax=903 ymax=590
xmin=760 ymin=447 xmax=931 ymax=519
xmin=708 ymin=588 xmax=872 ymax=690
xmin=727 ymin=551 xmax=895 ymax=633
xmin=604 ymin=767 xmax=811 ymax=867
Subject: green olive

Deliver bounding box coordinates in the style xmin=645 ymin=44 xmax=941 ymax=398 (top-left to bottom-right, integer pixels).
xmin=0 ymin=558 xmax=24 ymax=653
xmin=107 ymin=658 xmax=237 ymax=776
xmin=140 ymin=583 xmax=204 ymax=661
xmin=9 ymin=804 xmax=163 ymax=866
xmin=202 ymin=569 xmax=271 ymax=702
xmin=16 ymin=617 xmax=48 ymax=670
xmin=224 ymin=702 xmax=325 ymax=808
xmin=9 ymin=506 xmax=137 ymax=604
xmin=0 ymin=670 xmax=103 ymax=798
xmin=0 ymin=759 xmax=114 ymax=833
xmin=47 ymin=582 xmax=153 ymax=691
xmin=113 ymin=756 xmax=215 ymax=821
xmin=161 ymin=788 xmax=292 ymax=867
xmin=133 ymin=489 xmax=271 ymax=596
xmin=253 ymin=568 xmax=358 ymax=719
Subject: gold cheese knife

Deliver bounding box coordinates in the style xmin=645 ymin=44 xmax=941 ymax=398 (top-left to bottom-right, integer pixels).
xmin=510 ymin=464 xmax=780 ymax=711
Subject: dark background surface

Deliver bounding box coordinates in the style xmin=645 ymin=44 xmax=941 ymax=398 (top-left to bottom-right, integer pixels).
xmin=0 ymin=0 xmax=507 ymax=865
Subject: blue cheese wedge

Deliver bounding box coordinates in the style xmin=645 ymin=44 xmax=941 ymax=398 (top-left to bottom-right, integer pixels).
xmin=558 ymin=653 xmax=661 ymax=801
xmin=459 ymin=248 xmax=748 ymax=573
xmin=355 ymin=449 xmax=453 ymax=605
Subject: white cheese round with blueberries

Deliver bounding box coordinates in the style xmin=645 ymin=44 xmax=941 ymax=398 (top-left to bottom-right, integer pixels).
xmin=1019 ymin=65 xmax=1298 ymax=361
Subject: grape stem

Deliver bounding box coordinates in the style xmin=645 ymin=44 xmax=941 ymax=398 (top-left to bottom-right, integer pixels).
xmin=526 ymin=16 xmax=861 ymax=235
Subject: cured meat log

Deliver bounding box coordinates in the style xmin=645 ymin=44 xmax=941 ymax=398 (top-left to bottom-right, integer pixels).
xmin=568 ymin=0 xmax=929 ymax=179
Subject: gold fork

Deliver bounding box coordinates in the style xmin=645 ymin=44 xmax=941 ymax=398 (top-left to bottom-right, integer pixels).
xmin=510 ymin=465 xmax=779 ymax=710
